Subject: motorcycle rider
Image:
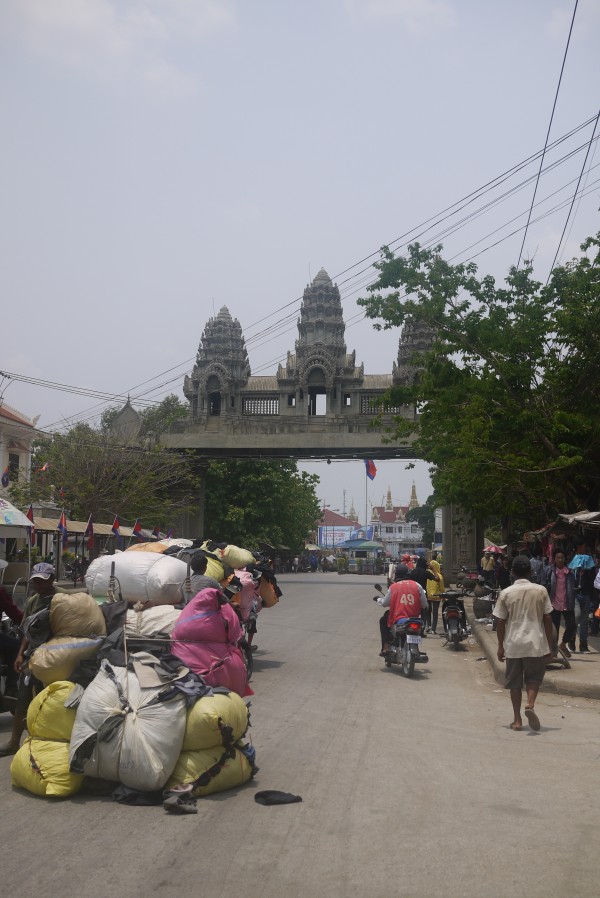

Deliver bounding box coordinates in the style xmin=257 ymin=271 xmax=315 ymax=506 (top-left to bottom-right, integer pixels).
xmin=376 ymin=564 xmax=427 ymax=656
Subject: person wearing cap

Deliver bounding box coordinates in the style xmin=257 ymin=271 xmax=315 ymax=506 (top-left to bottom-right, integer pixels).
xmin=376 ymin=564 xmax=427 ymax=656
xmin=0 ymin=562 xmax=64 ymax=756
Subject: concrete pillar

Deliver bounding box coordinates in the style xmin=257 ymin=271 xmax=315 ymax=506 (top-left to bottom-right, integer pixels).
xmin=175 ymin=461 xmax=207 ymax=539
xmin=442 ymin=504 xmax=482 ymax=585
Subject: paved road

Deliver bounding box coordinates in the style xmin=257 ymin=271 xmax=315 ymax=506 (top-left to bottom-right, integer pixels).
xmin=1 ymin=573 xmax=599 ymax=898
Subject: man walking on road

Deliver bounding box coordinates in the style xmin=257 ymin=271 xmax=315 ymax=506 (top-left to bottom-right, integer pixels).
xmin=493 ymin=555 xmax=554 ymax=732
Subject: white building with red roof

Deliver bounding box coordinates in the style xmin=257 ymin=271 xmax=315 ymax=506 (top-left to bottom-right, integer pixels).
xmin=369 ymin=485 xmax=424 ymax=557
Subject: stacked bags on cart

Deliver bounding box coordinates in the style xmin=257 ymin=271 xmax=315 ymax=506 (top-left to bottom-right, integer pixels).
xmin=11 ymin=659 xmax=256 ymax=801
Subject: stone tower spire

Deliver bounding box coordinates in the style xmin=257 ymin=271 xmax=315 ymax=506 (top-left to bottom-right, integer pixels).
xmin=385 ymin=486 xmax=393 ymax=511
xmin=393 ymin=316 xmax=435 ymax=385
xmin=295 ymin=269 xmax=348 ymax=367
xmin=408 ymin=481 xmax=420 ymax=510
xmin=184 ymin=306 xmax=250 ymax=418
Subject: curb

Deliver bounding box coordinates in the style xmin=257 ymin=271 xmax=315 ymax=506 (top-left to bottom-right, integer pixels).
xmin=466 ymin=603 xmax=600 ymax=701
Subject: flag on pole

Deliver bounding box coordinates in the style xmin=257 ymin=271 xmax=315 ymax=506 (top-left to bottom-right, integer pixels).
xmin=151 ymin=525 xmax=161 ymax=540
xmin=26 ymin=504 xmax=36 ymax=547
xmin=1 ymin=466 xmax=9 ymax=488
xmin=84 ymin=514 xmax=94 ymax=550
xmin=57 ymin=510 xmax=69 ymax=548
xmin=111 ymin=515 xmax=121 ymax=537
xmin=364 ymin=459 xmax=377 ymax=481
xmin=132 ymin=519 xmax=144 ymax=541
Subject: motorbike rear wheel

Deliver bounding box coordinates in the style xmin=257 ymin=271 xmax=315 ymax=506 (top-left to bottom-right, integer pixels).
xmin=452 ymin=630 xmax=460 ymax=650
xmin=402 ymin=644 xmax=416 ymax=677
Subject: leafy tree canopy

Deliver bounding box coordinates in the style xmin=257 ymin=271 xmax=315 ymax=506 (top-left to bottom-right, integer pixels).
xmin=358 ymin=233 xmax=600 ymax=533
xmin=12 ymin=394 xmax=321 ymax=549
xmin=10 ymin=420 xmax=199 ymax=529
xmin=406 ymin=495 xmax=437 ymax=547
xmin=203 ymin=458 xmax=321 ymax=553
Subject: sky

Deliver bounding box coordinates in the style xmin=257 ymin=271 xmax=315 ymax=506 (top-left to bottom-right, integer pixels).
xmin=1 ymin=0 xmax=599 ymax=522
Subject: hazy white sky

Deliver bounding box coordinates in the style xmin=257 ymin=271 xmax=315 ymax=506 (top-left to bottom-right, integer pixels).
xmin=1 ymin=0 xmax=599 ymax=519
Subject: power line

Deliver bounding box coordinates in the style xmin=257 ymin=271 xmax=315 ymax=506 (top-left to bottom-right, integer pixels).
xmin=515 ymin=0 xmax=579 ymax=270
xmin=546 ymin=108 xmax=600 ymax=281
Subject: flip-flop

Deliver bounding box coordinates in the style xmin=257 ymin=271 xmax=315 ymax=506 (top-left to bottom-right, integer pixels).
xmin=524 ymin=708 xmax=540 ymax=731
xmin=509 ymin=722 xmax=522 ymax=731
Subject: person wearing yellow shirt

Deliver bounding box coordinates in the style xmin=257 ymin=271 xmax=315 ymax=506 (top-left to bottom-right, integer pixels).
xmin=426 ymin=552 xmax=445 ymax=634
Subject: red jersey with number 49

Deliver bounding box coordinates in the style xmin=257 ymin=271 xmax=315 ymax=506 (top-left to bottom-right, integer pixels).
xmin=389 ymin=580 xmax=422 ymax=625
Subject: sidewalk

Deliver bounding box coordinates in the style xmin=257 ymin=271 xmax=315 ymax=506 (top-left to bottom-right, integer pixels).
xmin=466 ymin=599 xmax=600 ymax=700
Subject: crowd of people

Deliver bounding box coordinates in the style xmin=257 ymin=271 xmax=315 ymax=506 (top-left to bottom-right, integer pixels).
xmin=480 ymin=539 xmax=600 ymax=654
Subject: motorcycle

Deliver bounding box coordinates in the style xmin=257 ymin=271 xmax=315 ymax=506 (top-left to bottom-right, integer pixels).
xmin=472 ymin=582 xmax=499 ymax=628
xmin=63 ymin=557 xmax=88 ymax=586
xmin=455 ymin=566 xmax=480 ymax=595
xmin=440 ymin=590 xmax=470 ymax=650
xmin=373 ymin=584 xmax=429 ymax=678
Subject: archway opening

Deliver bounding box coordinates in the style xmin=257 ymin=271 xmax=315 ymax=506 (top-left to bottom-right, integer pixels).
xmin=207 ymin=375 xmax=222 ymax=416
xmin=307 ymin=367 xmax=326 ymax=416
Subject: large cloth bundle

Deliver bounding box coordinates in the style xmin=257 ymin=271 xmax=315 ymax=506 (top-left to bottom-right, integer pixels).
xmin=259 ymin=576 xmax=279 ymax=608
xmin=50 ymin=592 xmax=107 ymax=638
xmin=85 ymin=553 xmax=187 ymax=605
xmin=171 ymin=589 xmax=250 ymax=696
xmin=125 ymin=606 xmax=181 ymax=638
xmin=201 ymin=541 xmax=255 ymax=571
xmin=182 ymin=692 xmax=249 ymax=751
xmin=11 ymin=738 xmax=84 ymax=798
xmin=167 ymin=744 xmax=254 ymax=797
xmin=230 ymin=569 xmax=259 ymax=622
xmin=26 ymin=680 xmax=79 ymax=741
xmin=11 ymin=681 xmax=84 ymax=797
xmin=69 ymin=661 xmax=186 ymax=791
xmin=29 ymin=636 xmax=104 ymax=686
xmin=125 ymin=542 xmax=167 ymax=554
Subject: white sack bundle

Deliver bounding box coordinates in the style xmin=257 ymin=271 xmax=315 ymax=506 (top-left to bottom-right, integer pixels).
xmin=85 ymin=553 xmax=187 ymax=605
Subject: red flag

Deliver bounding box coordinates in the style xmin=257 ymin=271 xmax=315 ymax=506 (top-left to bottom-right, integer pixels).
xmin=364 ymin=459 xmax=377 ymax=481
xmin=84 ymin=514 xmax=94 ymax=550
xmin=111 ymin=515 xmax=121 ymax=537
xmin=26 ymin=504 xmax=36 ymax=547
xmin=57 ymin=510 xmax=68 ymax=548
xmin=132 ymin=519 xmax=144 ymax=541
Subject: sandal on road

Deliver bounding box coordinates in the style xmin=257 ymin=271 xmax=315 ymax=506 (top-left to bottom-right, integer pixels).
xmin=524 ymin=707 xmax=540 ymax=731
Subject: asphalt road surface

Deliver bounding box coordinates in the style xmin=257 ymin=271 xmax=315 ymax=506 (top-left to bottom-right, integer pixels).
xmin=1 ymin=573 xmax=598 ymax=898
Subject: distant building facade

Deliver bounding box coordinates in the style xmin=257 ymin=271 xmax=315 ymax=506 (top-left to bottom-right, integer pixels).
xmin=369 ymin=486 xmax=424 ymax=557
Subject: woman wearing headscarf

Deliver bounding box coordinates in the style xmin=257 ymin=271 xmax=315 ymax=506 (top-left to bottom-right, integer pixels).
xmin=426 ymin=552 xmax=445 ymax=635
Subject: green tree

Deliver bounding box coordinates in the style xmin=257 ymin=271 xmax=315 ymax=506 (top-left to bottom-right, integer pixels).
xmin=358 ymin=233 xmax=600 ymax=538
xmin=406 ymin=496 xmax=437 ymax=547
xmin=203 ymin=458 xmax=321 ymax=552
xmin=10 ymin=423 xmax=200 ymax=529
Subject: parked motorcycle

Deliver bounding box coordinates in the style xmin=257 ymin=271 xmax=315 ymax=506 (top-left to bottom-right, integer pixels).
xmin=440 ymin=590 xmax=470 ymax=650
xmin=373 ymin=584 xmax=429 ymax=677
xmin=455 ymin=567 xmax=480 ymax=596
